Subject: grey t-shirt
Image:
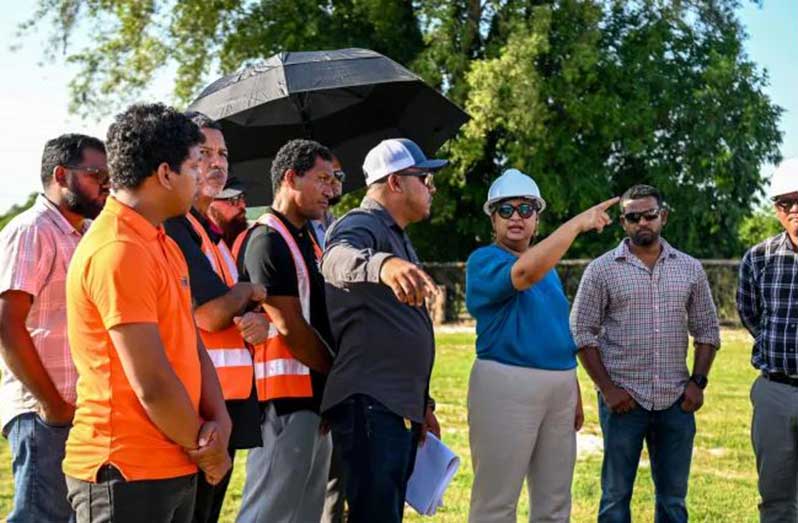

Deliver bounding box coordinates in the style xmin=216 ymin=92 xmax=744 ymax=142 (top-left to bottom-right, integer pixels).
xmin=320 ymin=197 xmax=434 ymax=423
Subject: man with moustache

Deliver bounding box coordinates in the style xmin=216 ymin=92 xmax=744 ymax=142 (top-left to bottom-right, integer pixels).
xmin=236 ymin=139 xmax=335 ymax=523
xmin=570 ymin=184 xmax=720 ymax=523
xmin=311 ymin=156 xmax=345 ymax=249
xmin=321 ymin=138 xmax=443 ymax=523
xmin=737 ymin=159 xmax=798 ymax=522
xmin=0 ymin=134 xmax=108 ymax=523
xmin=208 ymin=176 xmax=249 ymax=249
xmin=163 ymin=113 xmax=265 ymax=523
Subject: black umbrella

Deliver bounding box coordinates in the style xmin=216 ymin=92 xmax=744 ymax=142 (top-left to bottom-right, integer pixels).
xmin=188 ymin=48 xmax=469 ymax=206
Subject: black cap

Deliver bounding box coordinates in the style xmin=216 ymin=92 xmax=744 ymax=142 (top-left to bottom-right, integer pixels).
xmin=215 ymin=176 xmax=246 ymax=199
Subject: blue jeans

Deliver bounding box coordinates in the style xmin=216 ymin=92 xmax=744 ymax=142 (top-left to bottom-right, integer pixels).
xmin=328 ymin=394 xmax=420 ymax=523
xmin=598 ymin=395 xmax=695 ymax=523
xmin=5 ymin=412 xmax=74 ymax=523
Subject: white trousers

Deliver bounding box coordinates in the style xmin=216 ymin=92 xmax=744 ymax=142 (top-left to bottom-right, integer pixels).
xmin=468 ymin=358 xmax=577 ymax=523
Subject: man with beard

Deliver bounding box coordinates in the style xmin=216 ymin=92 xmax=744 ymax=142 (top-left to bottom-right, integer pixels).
xmin=570 ymin=184 xmax=720 ymax=523
xmin=0 ymin=133 xmax=108 ymax=522
xmin=164 ymin=113 xmax=266 ymax=523
xmin=208 ymin=176 xmax=249 ymax=249
xmin=737 ymin=158 xmax=798 ymax=522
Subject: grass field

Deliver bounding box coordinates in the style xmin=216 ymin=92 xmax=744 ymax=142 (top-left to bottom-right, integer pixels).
xmin=0 ymin=329 xmax=762 ymax=522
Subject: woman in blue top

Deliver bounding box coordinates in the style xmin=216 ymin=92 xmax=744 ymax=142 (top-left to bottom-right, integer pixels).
xmin=466 ymin=169 xmax=618 ymax=523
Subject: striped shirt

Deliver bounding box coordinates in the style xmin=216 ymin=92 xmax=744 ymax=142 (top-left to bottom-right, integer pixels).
xmin=0 ymin=195 xmax=88 ymax=429
xmin=737 ymin=232 xmax=798 ymax=375
xmin=570 ymin=239 xmax=720 ymax=411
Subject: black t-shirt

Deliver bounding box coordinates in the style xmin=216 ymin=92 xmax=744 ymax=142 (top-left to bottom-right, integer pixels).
xmin=164 ymin=208 xmax=261 ymax=449
xmin=237 ymin=209 xmax=334 ymax=415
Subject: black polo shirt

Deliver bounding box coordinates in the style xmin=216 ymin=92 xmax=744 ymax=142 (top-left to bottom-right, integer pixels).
xmin=164 ymin=207 xmax=261 ymax=449
xmin=237 ymin=208 xmax=334 ymax=415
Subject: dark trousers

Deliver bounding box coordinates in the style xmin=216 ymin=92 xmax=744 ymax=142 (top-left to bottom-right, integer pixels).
xmin=597 ymin=395 xmax=695 ymax=523
xmin=66 ymin=465 xmax=197 ymax=523
xmin=329 ymin=394 xmax=419 ymax=523
xmin=192 ymin=448 xmax=235 ymax=523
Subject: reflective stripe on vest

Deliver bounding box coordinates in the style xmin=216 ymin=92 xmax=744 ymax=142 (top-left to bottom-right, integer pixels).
xmin=185 ymin=212 xmax=254 ymax=400
xmin=243 ymin=213 xmax=315 ymax=403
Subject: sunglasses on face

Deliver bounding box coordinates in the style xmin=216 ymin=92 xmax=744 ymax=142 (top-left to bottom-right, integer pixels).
xmin=333 ymin=169 xmax=346 ymax=183
xmin=494 ymin=201 xmax=540 ymax=219
xmin=398 ymin=171 xmax=435 ymax=190
xmin=775 ymin=197 xmax=798 ymax=212
xmin=622 ymin=208 xmax=661 ymax=223
xmin=66 ymin=165 xmax=110 ymax=185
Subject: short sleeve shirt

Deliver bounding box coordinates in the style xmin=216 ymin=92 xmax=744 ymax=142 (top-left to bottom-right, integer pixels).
xmin=0 ymin=195 xmax=87 ymax=430
xmin=64 ymin=197 xmax=201 ymax=482
xmin=466 ymin=244 xmax=577 ymax=370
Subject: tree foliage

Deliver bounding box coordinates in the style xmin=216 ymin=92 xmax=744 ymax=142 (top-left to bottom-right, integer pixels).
xmin=0 ymin=193 xmax=37 ymax=231
xmin=21 ymin=0 xmax=782 ymax=259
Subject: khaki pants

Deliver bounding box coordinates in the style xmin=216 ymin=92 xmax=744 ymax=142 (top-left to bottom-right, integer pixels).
xmin=468 ymin=359 xmax=577 ymax=523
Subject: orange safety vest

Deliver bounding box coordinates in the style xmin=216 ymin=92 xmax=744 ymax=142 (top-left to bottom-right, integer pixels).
xmin=185 ymin=212 xmax=254 ymax=401
xmin=232 ymin=213 xmax=321 ymax=403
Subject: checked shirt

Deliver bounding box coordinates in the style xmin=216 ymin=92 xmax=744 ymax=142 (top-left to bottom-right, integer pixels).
xmin=737 ymin=232 xmax=798 ymax=376
xmin=570 ymin=239 xmax=720 ymax=411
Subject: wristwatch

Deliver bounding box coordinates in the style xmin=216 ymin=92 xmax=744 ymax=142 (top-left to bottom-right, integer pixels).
xmin=690 ymin=374 xmax=708 ymax=389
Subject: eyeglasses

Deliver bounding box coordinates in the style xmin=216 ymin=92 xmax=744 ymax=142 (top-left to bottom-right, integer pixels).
xmin=398 ymin=171 xmax=435 ymax=190
xmin=775 ymin=197 xmax=798 ymax=212
xmin=219 ymin=193 xmax=246 ymax=206
xmin=333 ymin=169 xmax=346 ymax=183
xmin=622 ymin=208 xmax=661 ymax=223
xmin=65 ymin=165 xmax=110 ymax=185
xmin=494 ymin=201 xmax=540 ymax=219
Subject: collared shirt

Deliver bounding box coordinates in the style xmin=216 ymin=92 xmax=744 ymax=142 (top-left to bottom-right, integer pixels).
xmin=64 ymin=196 xmax=201 ymax=482
xmin=737 ymin=232 xmax=798 ymax=375
xmin=0 ymin=195 xmax=88 ymax=430
xmin=570 ymin=239 xmax=720 ymax=411
xmin=321 ymin=197 xmax=435 ymax=423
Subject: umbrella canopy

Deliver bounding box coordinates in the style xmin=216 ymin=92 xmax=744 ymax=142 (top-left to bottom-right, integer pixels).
xmin=188 ymin=48 xmax=468 ymax=206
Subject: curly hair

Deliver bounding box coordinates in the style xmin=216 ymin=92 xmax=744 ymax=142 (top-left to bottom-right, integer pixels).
xmin=271 ymin=139 xmax=332 ymax=193
xmin=40 ymin=134 xmax=105 ymax=186
xmin=106 ymin=103 xmax=204 ymax=190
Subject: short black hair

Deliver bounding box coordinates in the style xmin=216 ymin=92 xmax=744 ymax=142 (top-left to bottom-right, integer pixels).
xmin=621 ymin=184 xmax=664 ymax=209
xmin=184 ymin=111 xmax=223 ymax=132
xmin=40 ymin=134 xmax=106 ymax=186
xmin=106 ymin=103 xmax=204 ymax=190
xmin=271 ymin=139 xmax=333 ymax=193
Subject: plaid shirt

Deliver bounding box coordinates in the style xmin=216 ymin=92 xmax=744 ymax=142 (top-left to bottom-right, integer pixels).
xmin=737 ymin=232 xmax=798 ymax=375
xmin=570 ymin=239 xmax=720 ymax=411
xmin=0 ymin=195 xmax=88 ymax=429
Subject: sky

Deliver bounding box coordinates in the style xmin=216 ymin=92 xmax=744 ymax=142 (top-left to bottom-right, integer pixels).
xmin=0 ymin=1 xmax=795 ymax=214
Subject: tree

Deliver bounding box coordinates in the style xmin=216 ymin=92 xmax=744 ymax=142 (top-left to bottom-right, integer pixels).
xmin=21 ymin=0 xmax=782 ymax=259
xmin=0 ymin=193 xmax=37 ymax=231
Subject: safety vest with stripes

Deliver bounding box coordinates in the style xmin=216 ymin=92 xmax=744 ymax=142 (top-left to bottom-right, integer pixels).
xmin=232 ymin=213 xmax=318 ymax=403
xmin=185 ymin=212 xmax=254 ymax=401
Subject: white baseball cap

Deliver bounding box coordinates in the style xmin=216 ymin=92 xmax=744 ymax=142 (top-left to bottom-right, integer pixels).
xmin=362 ymin=138 xmax=448 ymax=185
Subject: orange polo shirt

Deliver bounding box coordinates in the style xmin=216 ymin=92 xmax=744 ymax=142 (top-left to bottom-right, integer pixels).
xmin=64 ymin=196 xmax=201 ymax=482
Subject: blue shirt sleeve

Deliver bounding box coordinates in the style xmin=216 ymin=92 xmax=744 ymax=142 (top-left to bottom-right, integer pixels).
xmin=466 ymin=246 xmax=517 ymax=318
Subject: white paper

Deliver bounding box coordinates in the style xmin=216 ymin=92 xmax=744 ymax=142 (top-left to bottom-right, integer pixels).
xmin=405 ymin=433 xmax=460 ymax=516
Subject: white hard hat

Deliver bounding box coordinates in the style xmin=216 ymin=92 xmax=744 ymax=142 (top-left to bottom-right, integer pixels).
xmin=483 ymin=169 xmax=546 ymax=215
xmin=769 ymin=158 xmax=798 ymax=200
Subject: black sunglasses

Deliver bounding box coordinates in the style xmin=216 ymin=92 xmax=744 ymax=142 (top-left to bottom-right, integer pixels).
xmin=494 ymin=201 xmax=540 ymax=219
xmin=775 ymin=197 xmax=798 ymax=212
xmin=622 ymin=208 xmax=661 ymax=223
xmin=333 ymin=169 xmax=346 ymax=183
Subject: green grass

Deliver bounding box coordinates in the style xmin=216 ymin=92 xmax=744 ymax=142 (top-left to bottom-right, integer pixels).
xmin=0 ymin=329 xmax=761 ymax=522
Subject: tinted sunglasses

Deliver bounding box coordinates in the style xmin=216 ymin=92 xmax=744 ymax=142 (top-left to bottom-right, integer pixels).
xmin=775 ymin=197 xmax=798 ymax=212
xmin=622 ymin=208 xmax=661 ymax=223
xmin=220 ymin=193 xmax=246 ymax=206
xmin=333 ymin=169 xmax=346 ymax=183
xmin=494 ymin=201 xmax=540 ymax=219
xmin=65 ymin=165 xmax=110 ymax=185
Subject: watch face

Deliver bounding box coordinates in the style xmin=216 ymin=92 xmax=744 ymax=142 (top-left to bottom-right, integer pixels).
xmin=692 ymin=375 xmax=708 ymax=389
